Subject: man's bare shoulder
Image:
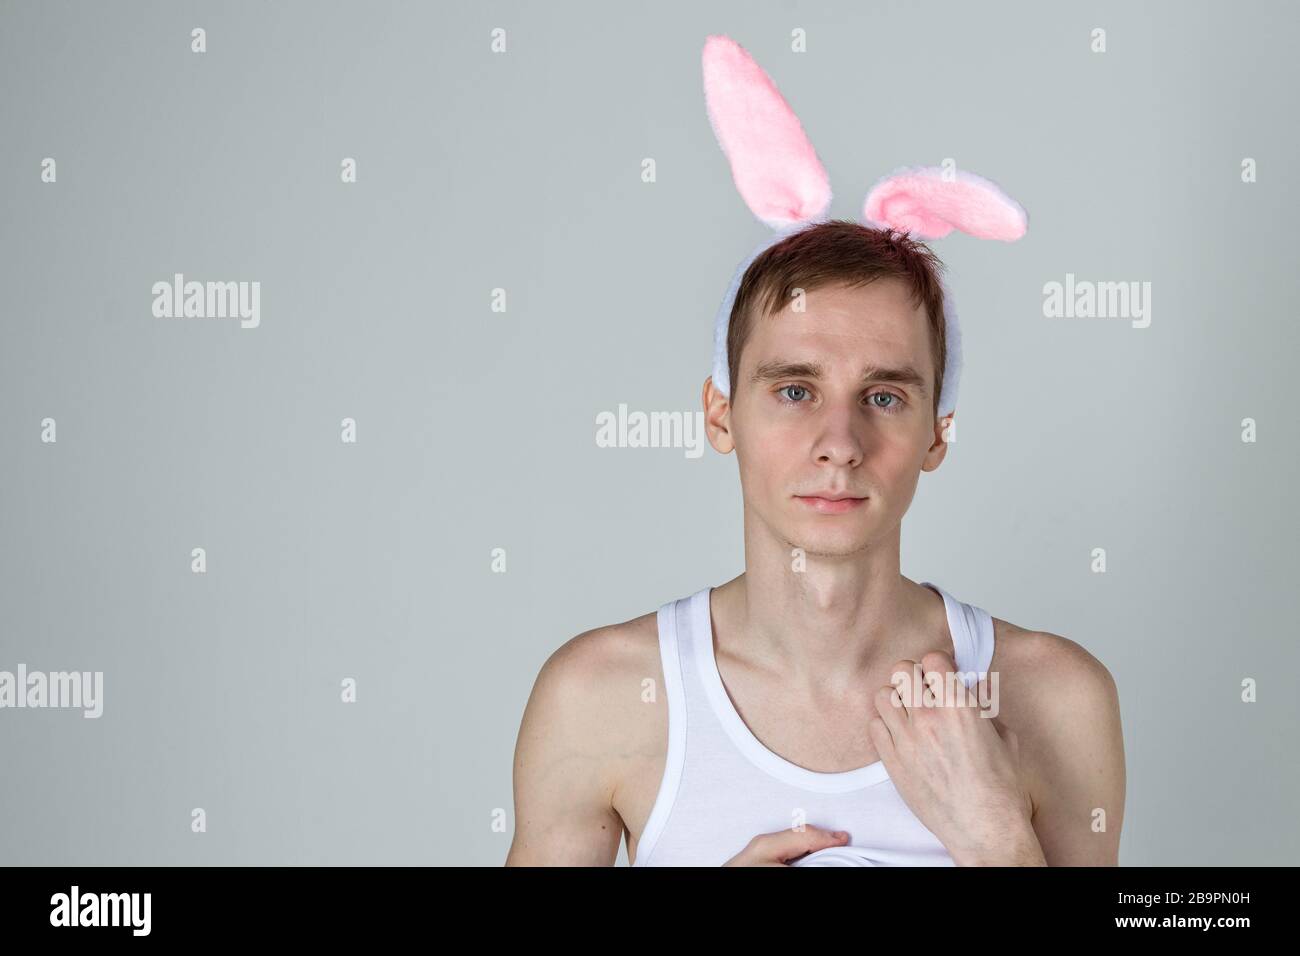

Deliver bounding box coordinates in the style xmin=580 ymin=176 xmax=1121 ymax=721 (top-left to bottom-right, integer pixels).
xmin=508 ymin=608 xmax=664 ymax=865
xmin=530 ymin=608 xmax=665 ymax=762
xmin=530 ymin=608 xmax=667 ymax=817
xmin=543 ymin=609 xmax=662 ymax=696
xmin=989 ymin=616 xmax=1118 ymax=703
xmin=986 ymin=617 xmax=1125 ymax=861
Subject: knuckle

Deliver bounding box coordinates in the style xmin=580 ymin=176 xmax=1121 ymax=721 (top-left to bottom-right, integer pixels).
xmin=920 ymin=650 xmax=950 ymax=672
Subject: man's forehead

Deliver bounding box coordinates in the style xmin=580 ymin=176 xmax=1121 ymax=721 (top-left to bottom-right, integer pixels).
xmin=789 ymin=277 xmax=919 ymax=311
xmin=757 ymin=280 xmax=925 ymax=329
xmin=748 ymin=303 xmax=929 ymax=361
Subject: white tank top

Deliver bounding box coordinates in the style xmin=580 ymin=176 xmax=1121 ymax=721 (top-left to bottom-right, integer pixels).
xmin=631 ymin=582 xmax=995 ymax=867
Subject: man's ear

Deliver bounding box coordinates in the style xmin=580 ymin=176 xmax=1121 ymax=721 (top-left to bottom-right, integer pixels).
xmin=703 ymin=376 xmax=735 ymax=454
xmin=922 ymin=411 xmax=954 ymax=472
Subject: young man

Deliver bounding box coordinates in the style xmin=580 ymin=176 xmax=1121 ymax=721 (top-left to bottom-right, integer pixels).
xmin=506 ymin=223 xmax=1126 ymax=867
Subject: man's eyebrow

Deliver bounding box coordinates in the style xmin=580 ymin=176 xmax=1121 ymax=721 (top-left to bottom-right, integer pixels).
xmin=750 ymin=360 xmax=929 ymax=395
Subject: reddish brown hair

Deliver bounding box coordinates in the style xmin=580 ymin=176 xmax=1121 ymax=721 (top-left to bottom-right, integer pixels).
xmin=727 ymin=220 xmax=949 ymax=417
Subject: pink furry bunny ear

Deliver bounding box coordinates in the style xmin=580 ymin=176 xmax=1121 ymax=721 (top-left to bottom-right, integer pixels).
xmin=702 ymin=34 xmax=832 ymax=228
xmin=862 ymin=166 xmax=1027 ymax=241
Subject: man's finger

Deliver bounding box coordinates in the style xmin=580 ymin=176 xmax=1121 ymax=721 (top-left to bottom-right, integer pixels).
xmin=920 ymin=650 xmax=959 ymax=707
xmin=866 ymin=714 xmax=895 ymax=765
xmin=893 ymin=658 xmax=927 ymax=709
xmin=874 ymin=683 xmax=907 ymax=737
xmin=765 ymin=825 xmax=849 ymax=863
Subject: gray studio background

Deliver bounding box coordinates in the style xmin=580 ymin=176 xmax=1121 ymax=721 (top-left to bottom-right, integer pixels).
xmin=2 ymin=0 xmax=1297 ymax=866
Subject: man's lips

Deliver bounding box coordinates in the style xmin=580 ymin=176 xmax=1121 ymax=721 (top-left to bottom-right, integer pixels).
xmin=795 ymin=493 xmax=868 ymax=515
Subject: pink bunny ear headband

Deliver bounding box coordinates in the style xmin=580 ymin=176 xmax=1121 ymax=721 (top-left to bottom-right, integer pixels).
xmin=703 ymin=34 xmax=1028 ymax=420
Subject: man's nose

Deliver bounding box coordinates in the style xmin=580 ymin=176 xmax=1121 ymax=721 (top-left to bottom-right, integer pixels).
xmin=813 ymin=405 xmax=866 ymax=467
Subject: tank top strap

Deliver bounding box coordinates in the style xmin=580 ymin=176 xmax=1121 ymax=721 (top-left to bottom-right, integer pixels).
xmin=634 ymin=591 xmax=699 ymax=866
xmin=918 ymin=581 xmax=995 ymax=681
xmin=661 ymin=588 xmax=706 ymax=685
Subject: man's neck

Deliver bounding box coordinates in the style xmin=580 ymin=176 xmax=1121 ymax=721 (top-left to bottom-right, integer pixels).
xmin=712 ymin=523 xmax=933 ymax=699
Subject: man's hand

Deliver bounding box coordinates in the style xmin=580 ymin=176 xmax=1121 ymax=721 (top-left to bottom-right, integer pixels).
xmin=867 ymin=651 xmax=1046 ymax=866
xmin=723 ymin=824 xmax=850 ymax=866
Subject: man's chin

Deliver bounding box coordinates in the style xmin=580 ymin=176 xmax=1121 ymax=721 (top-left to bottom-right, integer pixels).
xmin=785 ymin=524 xmax=876 ymax=558
xmin=791 ymin=541 xmax=875 ymax=559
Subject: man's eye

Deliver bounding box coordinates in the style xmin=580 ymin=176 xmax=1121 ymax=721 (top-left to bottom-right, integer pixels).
xmin=867 ymin=391 xmax=905 ymax=413
xmin=777 ymin=385 xmax=810 ymax=403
